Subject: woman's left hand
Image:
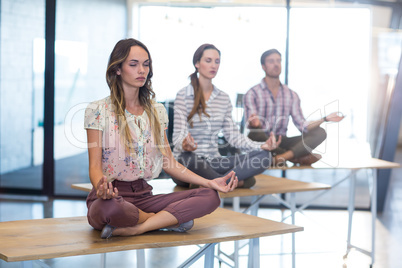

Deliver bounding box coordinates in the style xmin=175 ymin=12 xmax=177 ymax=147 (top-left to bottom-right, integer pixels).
xmin=207 ymin=171 xmax=238 ymax=193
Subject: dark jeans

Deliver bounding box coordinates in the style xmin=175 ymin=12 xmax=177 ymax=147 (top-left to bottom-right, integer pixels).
xmin=248 ymin=127 xmax=327 ymax=158
xmin=173 ymin=150 xmax=271 ymax=187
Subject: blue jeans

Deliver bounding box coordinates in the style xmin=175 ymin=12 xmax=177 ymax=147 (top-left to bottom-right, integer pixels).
xmin=173 ymin=150 xmax=271 ymax=187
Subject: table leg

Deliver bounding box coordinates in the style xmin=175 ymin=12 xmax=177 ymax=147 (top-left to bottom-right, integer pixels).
xmin=346 ymin=171 xmax=357 ymax=253
xmin=233 ymin=196 xmax=240 ymax=212
xmin=21 ymin=260 xmax=51 ymax=268
xmin=233 ymin=197 xmax=240 ymax=268
xmin=248 ymin=238 xmax=260 ymax=268
xmin=178 ymin=243 xmax=217 ymax=268
xmin=248 ymin=196 xmax=260 ymax=268
xmin=101 ymin=253 xmax=106 ymax=268
xmin=249 ymin=195 xmax=259 ymax=216
xmin=204 ymin=244 xmax=215 ymax=268
xmin=290 ymin=192 xmax=296 ymax=268
xmin=21 ymin=261 xmax=33 ymax=268
xmin=370 ymin=169 xmax=377 ymax=266
xmin=217 ymin=199 xmax=224 ymax=266
xmin=137 ymin=249 xmax=145 ymax=268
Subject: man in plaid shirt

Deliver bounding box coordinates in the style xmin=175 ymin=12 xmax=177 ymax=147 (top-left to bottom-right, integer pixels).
xmin=243 ymin=49 xmax=344 ymax=166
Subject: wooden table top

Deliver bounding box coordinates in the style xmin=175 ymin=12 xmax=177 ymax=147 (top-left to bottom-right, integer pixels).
xmin=71 ymin=175 xmax=331 ymax=198
xmin=220 ymin=174 xmax=331 ymax=198
xmin=172 ymin=175 xmax=331 ymax=198
xmin=0 ymin=208 xmax=302 ymax=262
xmin=275 ymin=157 xmax=400 ymax=170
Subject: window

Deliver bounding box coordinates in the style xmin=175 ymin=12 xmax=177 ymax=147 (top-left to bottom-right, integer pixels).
xmin=137 ymin=5 xmax=288 ymax=113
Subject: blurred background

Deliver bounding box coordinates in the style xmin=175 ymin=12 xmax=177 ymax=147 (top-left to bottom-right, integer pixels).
xmin=0 ymin=0 xmax=401 ymax=208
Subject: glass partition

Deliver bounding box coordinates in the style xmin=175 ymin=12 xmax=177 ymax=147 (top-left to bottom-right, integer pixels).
xmin=135 ymin=4 xmax=373 ymax=209
xmin=0 ymin=0 xmax=45 ymax=192
xmin=54 ymin=0 xmax=127 ymax=196
xmin=287 ymin=7 xmax=372 ymax=208
xmin=137 ymin=5 xmax=288 ymax=124
xmin=287 ymin=7 xmax=371 ymax=167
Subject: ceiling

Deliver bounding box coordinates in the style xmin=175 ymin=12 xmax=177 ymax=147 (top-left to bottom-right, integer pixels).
xmin=129 ymin=0 xmax=402 ymax=28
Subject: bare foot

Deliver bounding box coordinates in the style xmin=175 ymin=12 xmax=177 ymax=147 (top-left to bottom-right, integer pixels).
xmin=112 ymin=224 xmax=144 ymax=237
xmin=289 ymin=153 xmax=322 ymax=166
xmin=272 ymin=156 xmax=287 ymax=169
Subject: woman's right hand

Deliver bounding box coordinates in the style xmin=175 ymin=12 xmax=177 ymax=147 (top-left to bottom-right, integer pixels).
xmin=182 ymin=133 xmax=198 ymax=151
xmin=96 ymin=176 xmax=119 ymax=199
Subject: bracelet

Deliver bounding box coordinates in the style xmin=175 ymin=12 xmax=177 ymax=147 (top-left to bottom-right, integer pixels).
xmin=324 ymin=116 xmax=328 ymax=122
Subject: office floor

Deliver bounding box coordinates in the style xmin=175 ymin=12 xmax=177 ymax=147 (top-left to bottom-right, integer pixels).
xmin=0 ymin=148 xmax=401 ymax=268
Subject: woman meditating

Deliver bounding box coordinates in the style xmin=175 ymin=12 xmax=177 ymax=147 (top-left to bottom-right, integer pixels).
xmin=84 ymin=39 xmax=237 ymax=239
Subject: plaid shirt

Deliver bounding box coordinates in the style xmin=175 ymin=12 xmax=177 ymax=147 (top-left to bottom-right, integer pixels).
xmin=243 ymin=79 xmax=307 ymax=136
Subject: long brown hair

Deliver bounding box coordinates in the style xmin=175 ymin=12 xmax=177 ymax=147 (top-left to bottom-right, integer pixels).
xmin=106 ymin=38 xmax=165 ymax=155
xmin=187 ymin=44 xmax=221 ymax=127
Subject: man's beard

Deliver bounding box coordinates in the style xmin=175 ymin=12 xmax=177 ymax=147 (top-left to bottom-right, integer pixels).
xmin=267 ymin=73 xmax=280 ymax=79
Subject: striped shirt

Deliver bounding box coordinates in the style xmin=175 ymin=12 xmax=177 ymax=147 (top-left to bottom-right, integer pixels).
xmin=173 ymin=84 xmax=263 ymax=159
xmin=243 ymin=79 xmax=307 ymax=136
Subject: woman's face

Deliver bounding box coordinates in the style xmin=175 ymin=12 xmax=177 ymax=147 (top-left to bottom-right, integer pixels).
xmin=117 ymin=45 xmax=150 ymax=90
xmin=195 ymin=49 xmax=220 ymax=80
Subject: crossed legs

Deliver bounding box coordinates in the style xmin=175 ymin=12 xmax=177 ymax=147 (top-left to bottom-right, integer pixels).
xmin=248 ymin=127 xmax=327 ymax=165
xmin=86 ymin=180 xmax=221 ymax=237
xmin=173 ymin=150 xmax=271 ymax=187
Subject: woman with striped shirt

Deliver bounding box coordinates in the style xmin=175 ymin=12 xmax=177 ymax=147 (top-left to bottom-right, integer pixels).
xmin=172 ymin=44 xmax=280 ymax=188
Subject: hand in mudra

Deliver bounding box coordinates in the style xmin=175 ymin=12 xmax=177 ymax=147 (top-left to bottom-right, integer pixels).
xmin=207 ymin=171 xmax=238 ymax=193
xmin=261 ymin=132 xmax=282 ymax=151
xmin=96 ymin=176 xmax=119 ymax=200
xmin=248 ymin=114 xmax=261 ymax=128
xmin=182 ymin=133 xmax=197 ymax=152
xmin=326 ymin=112 xmax=345 ymax=122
